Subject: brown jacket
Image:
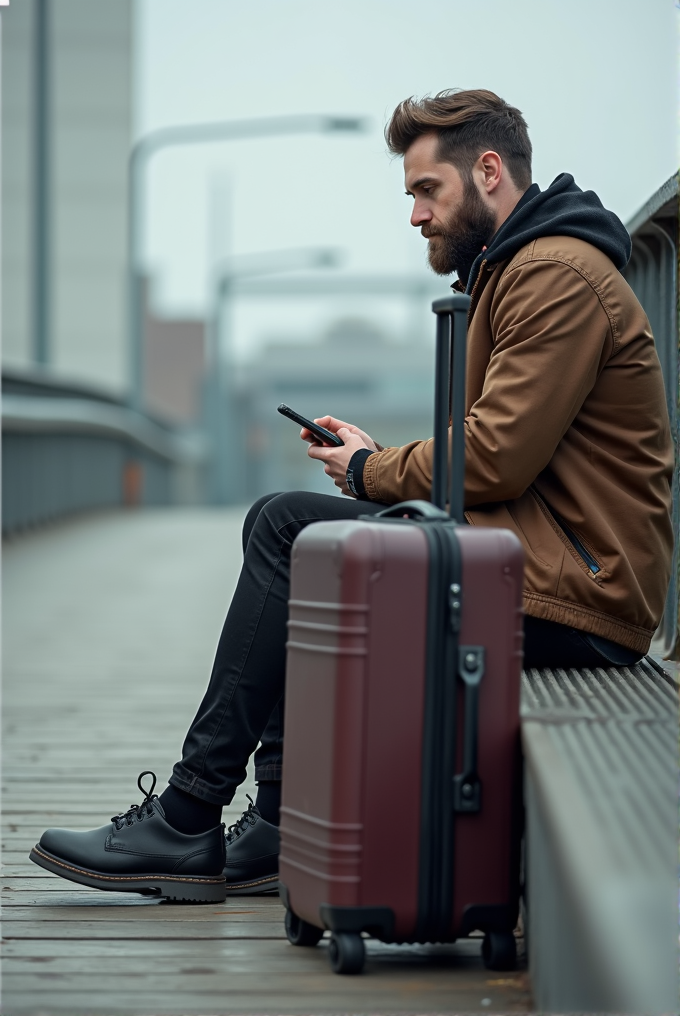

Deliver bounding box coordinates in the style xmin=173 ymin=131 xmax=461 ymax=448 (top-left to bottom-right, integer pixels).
xmin=364 ymin=236 xmax=674 ymax=653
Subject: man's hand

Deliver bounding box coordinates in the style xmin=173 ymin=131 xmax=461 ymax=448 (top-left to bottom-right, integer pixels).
xmin=303 ymin=416 xmax=377 ymax=496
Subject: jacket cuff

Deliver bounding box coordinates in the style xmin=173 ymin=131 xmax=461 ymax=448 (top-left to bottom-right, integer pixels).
xmin=346 ymin=449 xmax=375 ymax=500
xmin=362 ymin=448 xmax=389 ymax=501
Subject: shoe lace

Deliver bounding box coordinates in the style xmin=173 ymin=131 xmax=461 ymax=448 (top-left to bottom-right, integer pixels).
xmin=225 ymin=794 xmax=258 ymax=844
xmin=111 ymin=771 xmax=158 ymax=831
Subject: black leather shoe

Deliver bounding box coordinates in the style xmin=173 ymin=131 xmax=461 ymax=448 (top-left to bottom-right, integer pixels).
xmin=29 ymin=772 xmax=226 ymax=903
xmin=224 ymin=797 xmax=279 ymax=895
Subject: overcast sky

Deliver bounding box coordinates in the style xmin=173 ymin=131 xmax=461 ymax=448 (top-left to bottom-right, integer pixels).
xmin=135 ymin=0 xmax=677 ymax=356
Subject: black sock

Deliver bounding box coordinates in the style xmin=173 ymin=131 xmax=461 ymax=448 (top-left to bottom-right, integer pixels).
xmin=159 ymin=785 xmax=222 ymax=835
xmin=255 ymin=781 xmax=281 ymax=826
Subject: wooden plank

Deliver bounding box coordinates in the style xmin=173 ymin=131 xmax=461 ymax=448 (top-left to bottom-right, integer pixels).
xmin=1 ymin=962 xmax=532 ymax=1016
xmin=2 ymin=806 xmax=253 ymax=819
xmin=2 ymin=853 xmax=46 ymax=864
xmin=2 ymin=905 xmax=284 ymax=921
xmin=2 ymin=921 xmax=288 ymax=939
xmin=1 ymin=877 xmax=66 ymax=887
xmin=0 ymin=959 xmax=509 ymax=983
xmin=2 ymin=894 xmax=280 ymax=912
xmin=1 ymin=946 xmax=531 ymax=1015
xmin=3 ymin=856 xmax=64 ymax=869
xmin=0 ymin=878 xmax=276 ymax=894
xmin=0 ymin=984 xmax=532 ymax=1016
xmin=1 ymin=802 xmax=254 ymax=814
xmin=1 ymin=937 xmax=493 ymax=964
xmin=2 ymin=805 xmax=254 ymax=821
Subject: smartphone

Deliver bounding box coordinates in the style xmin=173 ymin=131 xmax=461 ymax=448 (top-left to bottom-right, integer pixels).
xmin=277 ymin=404 xmax=344 ymax=447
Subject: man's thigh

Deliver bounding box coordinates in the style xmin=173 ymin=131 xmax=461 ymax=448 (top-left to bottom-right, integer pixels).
xmin=256 ymin=490 xmax=387 ymax=533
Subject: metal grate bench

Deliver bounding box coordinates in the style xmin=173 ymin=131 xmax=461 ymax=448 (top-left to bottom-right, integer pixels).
xmin=521 ymin=658 xmax=678 ymax=1014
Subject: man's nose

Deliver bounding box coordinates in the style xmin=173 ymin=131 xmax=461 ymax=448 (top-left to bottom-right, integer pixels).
xmin=410 ymin=201 xmax=431 ymax=228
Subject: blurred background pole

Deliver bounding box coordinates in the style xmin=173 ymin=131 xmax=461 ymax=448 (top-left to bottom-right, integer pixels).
xmin=205 ymin=247 xmax=341 ymax=504
xmin=32 ymin=0 xmax=50 ymax=365
xmin=127 ymin=114 xmax=366 ymax=413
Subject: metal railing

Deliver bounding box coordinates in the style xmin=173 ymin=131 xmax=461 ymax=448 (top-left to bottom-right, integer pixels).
xmin=623 ymin=174 xmax=679 ymax=657
xmin=2 ymin=367 xmax=205 ymax=535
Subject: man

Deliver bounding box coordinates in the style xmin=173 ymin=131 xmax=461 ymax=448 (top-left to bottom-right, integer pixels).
xmin=31 ymin=89 xmax=674 ymax=903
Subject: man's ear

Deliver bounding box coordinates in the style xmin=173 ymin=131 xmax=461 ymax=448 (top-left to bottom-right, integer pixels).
xmin=474 ymin=151 xmax=503 ymax=195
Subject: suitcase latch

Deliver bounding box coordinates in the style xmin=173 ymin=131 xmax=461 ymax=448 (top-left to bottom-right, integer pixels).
xmin=453 ymin=645 xmax=484 ymax=813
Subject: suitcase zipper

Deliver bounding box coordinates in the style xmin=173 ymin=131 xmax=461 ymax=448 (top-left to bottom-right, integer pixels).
xmin=416 ymin=520 xmax=461 ymax=943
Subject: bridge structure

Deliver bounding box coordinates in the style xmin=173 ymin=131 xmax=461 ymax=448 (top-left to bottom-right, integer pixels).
xmin=1 ymin=179 xmax=678 ymax=1015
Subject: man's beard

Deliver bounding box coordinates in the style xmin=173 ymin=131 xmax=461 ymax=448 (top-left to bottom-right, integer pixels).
xmin=423 ymin=181 xmax=496 ymax=285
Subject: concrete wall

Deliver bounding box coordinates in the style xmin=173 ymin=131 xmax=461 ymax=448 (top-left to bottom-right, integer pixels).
xmin=1 ymin=0 xmax=132 ymax=394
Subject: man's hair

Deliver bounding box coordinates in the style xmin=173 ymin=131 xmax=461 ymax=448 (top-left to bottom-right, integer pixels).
xmin=385 ymin=88 xmax=532 ymax=191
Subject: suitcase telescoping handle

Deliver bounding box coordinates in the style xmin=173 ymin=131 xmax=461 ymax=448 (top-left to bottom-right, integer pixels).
xmin=431 ymin=294 xmax=471 ymax=521
xmin=431 ymin=293 xmax=483 ymax=814
xmin=370 ymin=295 xmax=469 ymax=525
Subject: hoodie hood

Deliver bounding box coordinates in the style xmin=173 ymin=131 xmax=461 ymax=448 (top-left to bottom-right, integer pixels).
xmin=465 ymin=173 xmax=632 ymax=294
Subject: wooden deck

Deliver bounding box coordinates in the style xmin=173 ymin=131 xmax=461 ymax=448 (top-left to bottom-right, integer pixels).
xmin=2 ymin=509 xmax=532 ymax=1016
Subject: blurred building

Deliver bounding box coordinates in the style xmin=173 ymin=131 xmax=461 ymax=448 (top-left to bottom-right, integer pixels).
xmin=1 ymin=2 xmax=208 ymax=531
xmin=144 ymin=280 xmax=205 ymax=424
xmin=225 ymin=317 xmax=436 ymax=501
xmin=2 ymin=0 xmax=133 ymax=392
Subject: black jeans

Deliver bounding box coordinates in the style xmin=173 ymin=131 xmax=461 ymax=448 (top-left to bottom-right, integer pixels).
xmin=170 ymin=490 xmax=641 ymax=805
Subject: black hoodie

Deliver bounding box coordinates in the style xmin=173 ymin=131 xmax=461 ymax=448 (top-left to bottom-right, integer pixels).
xmin=464 ymin=172 xmax=632 ymax=294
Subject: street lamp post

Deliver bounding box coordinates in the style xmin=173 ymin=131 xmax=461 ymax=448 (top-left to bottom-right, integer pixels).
xmin=205 ymin=247 xmax=341 ymax=503
xmin=127 ymin=114 xmax=366 ymax=412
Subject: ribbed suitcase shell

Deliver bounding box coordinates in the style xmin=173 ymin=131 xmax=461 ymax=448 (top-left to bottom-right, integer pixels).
xmin=279 ymin=516 xmax=524 ymax=943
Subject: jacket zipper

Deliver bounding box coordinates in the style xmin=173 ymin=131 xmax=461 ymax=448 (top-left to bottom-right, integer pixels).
xmin=467 ymin=258 xmax=488 ymax=311
xmin=533 ymin=491 xmax=601 ymax=575
xmin=557 ymin=518 xmax=601 ymax=575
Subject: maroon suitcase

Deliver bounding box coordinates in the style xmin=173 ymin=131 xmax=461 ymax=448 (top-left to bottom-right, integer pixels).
xmin=278 ymin=295 xmax=524 ymax=974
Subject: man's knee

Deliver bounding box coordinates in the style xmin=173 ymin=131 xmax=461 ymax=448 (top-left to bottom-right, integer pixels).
xmin=252 ymin=490 xmax=358 ymax=545
xmin=242 ymin=493 xmax=282 ymax=553
xmin=255 ymin=490 xmax=320 ymax=530
xmin=243 ymin=491 xmax=318 ymax=550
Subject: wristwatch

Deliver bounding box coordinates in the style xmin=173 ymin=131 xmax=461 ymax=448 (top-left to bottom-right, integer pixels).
xmin=346 ymin=449 xmax=375 ymax=499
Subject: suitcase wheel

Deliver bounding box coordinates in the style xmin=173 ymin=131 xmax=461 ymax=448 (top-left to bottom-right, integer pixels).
xmin=284 ymin=908 xmax=324 ymax=947
xmin=328 ymin=932 xmax=365 ymax=975
xmin=482 ymin=930 xmax=517 ymax=971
